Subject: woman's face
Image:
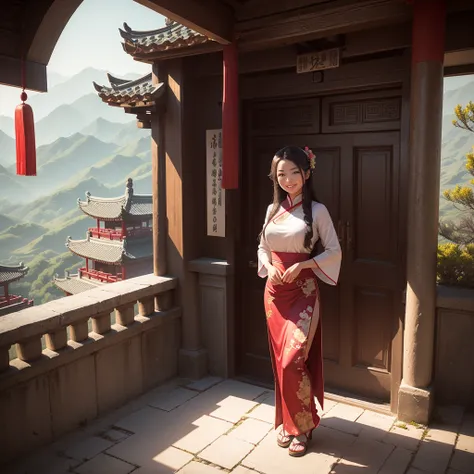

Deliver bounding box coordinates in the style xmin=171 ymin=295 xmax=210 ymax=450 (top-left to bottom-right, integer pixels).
xmin=276 ymin=159 xmax=308 ymax=197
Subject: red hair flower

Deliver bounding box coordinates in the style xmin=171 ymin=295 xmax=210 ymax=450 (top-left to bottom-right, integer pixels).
xmin=304 ymin=146 xmax=316 ymax=170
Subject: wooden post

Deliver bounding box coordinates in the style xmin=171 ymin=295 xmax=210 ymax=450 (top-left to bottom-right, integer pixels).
xmin=222 ymin=42 xmax=239 ymax=189
xmin=85 ymin=258 xmax=89 ymax=272
xmin=152 ymin=62 xmax=168 ymax=276
xmin=121 ymin=220 xmax=127 ymax=238
xmin=398 ymin=0 xmax=446 ymax=424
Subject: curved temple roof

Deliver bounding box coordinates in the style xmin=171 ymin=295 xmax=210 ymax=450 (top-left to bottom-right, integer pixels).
xmin=53 ymin=273 xmax=102 ymax=295
xmin=93 ymin=73 xmax=165 ymax=108
xmin=0 ymin=263 xmax=29 ymax=285
xmin=78 ymin=178 xmax=152 ymax=221
xmin=119 ymin=20 xmax=213 ymax=56
xmin=66 ymin=235 xmax=153 ymax=265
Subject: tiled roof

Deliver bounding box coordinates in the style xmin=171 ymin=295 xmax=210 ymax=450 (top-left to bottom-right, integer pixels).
xmin=0 ymin=263 xmax=29 ymax=284
xmin=66 ymin=235 xmax=153 ymax=264
xmin=53 ymin=274 xmax=102 ymax=295
xmin=119 ymin=20 xmax=214 ymax=56
xmin=78 ymin=178 xmax=152 ymax=221
xmin=93 ymin=73 xmax=165 ymax=107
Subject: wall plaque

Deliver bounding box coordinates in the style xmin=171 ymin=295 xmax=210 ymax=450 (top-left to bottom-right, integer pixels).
xmin=297 ymin=48 xmax=340 ymax=74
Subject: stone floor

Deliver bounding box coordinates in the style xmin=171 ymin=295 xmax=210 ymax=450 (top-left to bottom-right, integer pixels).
xmin=5 ymin=377 xmax=474 ymax=474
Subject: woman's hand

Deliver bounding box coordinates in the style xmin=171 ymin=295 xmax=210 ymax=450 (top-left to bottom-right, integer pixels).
xmin=282 ymin=263 xmax=303 ymax=283
xmin=267 ymin=265 xmax=283 ymax=285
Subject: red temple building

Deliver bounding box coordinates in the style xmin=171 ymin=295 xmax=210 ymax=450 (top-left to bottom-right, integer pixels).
xmin=0 ymin=263 xmax=33 ymax=316
xmin=53 ymin=178 xmax=153 ymax=296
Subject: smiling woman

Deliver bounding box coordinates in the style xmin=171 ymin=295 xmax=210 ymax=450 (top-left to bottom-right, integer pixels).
xmin=257 ymin=145 xmax=342 ymax=457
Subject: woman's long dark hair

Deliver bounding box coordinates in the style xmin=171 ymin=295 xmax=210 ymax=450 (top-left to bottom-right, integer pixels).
xmin=261 ymin=146 xmax=317 ymax=251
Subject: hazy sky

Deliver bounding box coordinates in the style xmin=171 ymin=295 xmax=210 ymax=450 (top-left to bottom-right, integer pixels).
xmin=0 ymin=0 xmax=165 ymax=116
xmin=0 ymin=1 xmax=472 ymax=117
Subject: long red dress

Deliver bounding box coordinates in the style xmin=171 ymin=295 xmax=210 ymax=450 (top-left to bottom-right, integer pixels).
xmin=258 ymin=195 xmax=342 ymax=436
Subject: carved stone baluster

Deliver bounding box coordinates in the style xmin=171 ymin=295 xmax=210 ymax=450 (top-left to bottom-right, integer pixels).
xmin=156 ymin=290 xmax=173 ymax=311
xmin=16 ymin=336 xmax=42 ymax=362
xmin=91 ymin=312 xmax=111 ymax=335
xmin=45 ymin=327 xmax=68 ymax=351
xmin=70 ymin=319 xmax=89 ymax=342
xmin=115 ymin=303 xmax=135 ymax=326
xmin=137 ymin=297 xmax=155 ymax=317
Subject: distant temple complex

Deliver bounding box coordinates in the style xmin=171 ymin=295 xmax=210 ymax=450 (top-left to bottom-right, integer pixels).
xmin=0 ymin=263 xmax=33 ymax=316
xmin=53 ymin=178 xmax=153 ymax=296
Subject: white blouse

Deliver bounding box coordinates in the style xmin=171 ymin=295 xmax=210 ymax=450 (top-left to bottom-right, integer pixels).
xmin=257 ymin=194 xmax=342 ymax=286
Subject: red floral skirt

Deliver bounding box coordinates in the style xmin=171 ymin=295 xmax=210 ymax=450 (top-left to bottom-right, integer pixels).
xmin=265 ymin=251 xmax=323 ymax=436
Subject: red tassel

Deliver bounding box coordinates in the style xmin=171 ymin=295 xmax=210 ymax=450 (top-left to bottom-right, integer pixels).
xmin=15 ymin=90 xmax=37 ymax=176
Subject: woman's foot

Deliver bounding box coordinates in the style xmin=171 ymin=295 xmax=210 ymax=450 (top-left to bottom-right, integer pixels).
xmin=288 ymin=430 xmax=312 ymax=457
xmin=277 ymin=427 xmax=293 ymax=448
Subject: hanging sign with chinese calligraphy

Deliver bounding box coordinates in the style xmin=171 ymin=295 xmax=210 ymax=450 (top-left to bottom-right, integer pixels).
xmin=206 ymin=129 xmax=226 ymax=237
xmin=296 ymin=48 xmax=340 ymax=74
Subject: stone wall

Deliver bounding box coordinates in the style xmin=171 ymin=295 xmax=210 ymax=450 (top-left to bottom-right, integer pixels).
xmin=435 ymin=285 xmax=474 ymax=409
xmin=0 ymin=275 xmax=180 ymax=465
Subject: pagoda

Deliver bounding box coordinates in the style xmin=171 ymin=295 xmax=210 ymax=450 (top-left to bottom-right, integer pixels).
xmin=0 ymin=263 xmax=33 ymax=316
xmin=54 ymin=178 xmax=153 ymax=296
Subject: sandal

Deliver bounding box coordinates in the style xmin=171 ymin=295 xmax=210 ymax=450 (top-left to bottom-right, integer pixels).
xmin=277 ymin=427 xmax=293 ymax=448
xmin=288 ymin=430 xmax=313 ymax=457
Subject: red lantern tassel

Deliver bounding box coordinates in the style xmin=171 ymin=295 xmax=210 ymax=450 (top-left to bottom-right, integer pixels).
xmin=15 ymin=90 xmax=37 ymax=176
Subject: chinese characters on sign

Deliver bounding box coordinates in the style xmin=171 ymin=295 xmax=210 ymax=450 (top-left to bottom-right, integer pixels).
xmin=206 ymin=130 xmax=225 ymax=237
xmin=296 ymin=48 xmax=340 ymax=74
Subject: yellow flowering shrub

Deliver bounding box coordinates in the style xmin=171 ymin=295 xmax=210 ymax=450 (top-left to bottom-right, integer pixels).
xmin=437 ymin=243 xmax=474 ymax=288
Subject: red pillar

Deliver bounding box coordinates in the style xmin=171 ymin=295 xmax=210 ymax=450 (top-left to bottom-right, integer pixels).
xmin=85 ymin=258 xmax=89 ymax=272
xmin=222 ymin=42 xmax=239 ymax=189
xmin=121 ymin=265 xmax=126 ymax=280
xmin=121 ymin=220 xmax=127 ymax=239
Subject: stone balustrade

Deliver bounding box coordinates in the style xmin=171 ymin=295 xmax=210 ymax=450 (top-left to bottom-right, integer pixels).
xmin=0 ymin=274 xmax=180 ymax=465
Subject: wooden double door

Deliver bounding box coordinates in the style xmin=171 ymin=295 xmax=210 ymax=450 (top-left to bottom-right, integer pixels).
xmin=238 ymin=93 xmax=406 ymax=406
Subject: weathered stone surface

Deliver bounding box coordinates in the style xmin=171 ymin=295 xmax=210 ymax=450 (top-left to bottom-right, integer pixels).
xmin=177 ymin=461 xmax=224 ymax=473
xmin=184 ymin=375 xmax=223 ymax=392
xmin=379 ymin=446 xmax=414 ymax=474
xmin=320 ymin=403 xmax=365 ymax=435
xmin=383 ymin=422 xmax=424 ymax=451
xmin=45 ymin=327 xmax=68 ymax=351
xmin=91 ymin=312 xmax=112 ymax=335
xmin=50 ymin=355 xmax=97 ymax=437
xmin=75 ymin=453 xmax=135 ymax=474
xmin=65 ymin=436 xmax=114 ymax=462
xmin=115 ymin=304 xmax=136 ymax=327
xmin=96 ymin=335 xmax=143 ymax=413
xmin=0 ymin=374 xmax=52 ymax=463
xmin=16 ymin=336 xmax=43 ymax=362
xmin=199 ymin=435 xmax=254 ymax=469
xmin=137 ymin=297 xmax=155 ymax=316
xmin=147 ymin=386 xmax=197 ymax=411
xmin=228 ymin=418 xmax=272 ymax=445
xmin=70 ymin=320 xmax=89 ymax=342
xmin=357 ymin=410 xmax=396 ymax=440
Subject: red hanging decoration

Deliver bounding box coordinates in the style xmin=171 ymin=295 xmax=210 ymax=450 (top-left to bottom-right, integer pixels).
xmin=15 ymin=61 xmax=37 ymax=176
xmin=222 ymin=42 xmax=239 ymax=189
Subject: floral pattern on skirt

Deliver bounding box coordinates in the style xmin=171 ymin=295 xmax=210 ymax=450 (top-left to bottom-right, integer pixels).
xmin=265 ymin=251 xmax=323 ymax=436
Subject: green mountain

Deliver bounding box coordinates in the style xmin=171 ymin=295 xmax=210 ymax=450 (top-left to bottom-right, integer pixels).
xmin=0 ymin=222 xmax=45 ymax=260
xmin=9 ymin=251 xmax=82 ymax=305
xmin=116 ymin=136 xmax=151 ymax=159
xmin=113 ymin=122 xmax=150 ymax=147
xmin=22 ymin=135 xmax=118 ymax=197
xmin=28 ymin=68 xmax=141 ymax=121
xmin=80 ymin=118 xmax=125 ymax=143
xmin=65 ymin=153 xmax=146 ymax=187
xmin=12 ymin=177 xmax=114 ymax=225
xmin=0 ymin=164 xmax=33 ymax=202
xmin=13 ymin=214 xmax=90 ymax=258
xmin=0 ymin=130 xmax=14 ymax=167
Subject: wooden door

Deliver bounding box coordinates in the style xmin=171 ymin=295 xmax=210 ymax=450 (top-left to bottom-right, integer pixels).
xmin=238 ymin=98 xmax=405 ymax=404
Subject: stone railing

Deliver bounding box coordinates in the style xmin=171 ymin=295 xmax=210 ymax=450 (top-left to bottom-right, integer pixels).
xmin=0 ymin=274 xmax=180 ymax=465
xmin=435 ymin=285 xmax=474 ymax=409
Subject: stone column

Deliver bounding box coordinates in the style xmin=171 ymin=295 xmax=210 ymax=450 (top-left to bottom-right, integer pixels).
xmin=398 ymin=0 xmax=446 ymax=424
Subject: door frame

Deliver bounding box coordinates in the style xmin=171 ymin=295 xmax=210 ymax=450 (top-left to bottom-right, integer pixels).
xmin=234 ymin=82 xmax=410 ymax=413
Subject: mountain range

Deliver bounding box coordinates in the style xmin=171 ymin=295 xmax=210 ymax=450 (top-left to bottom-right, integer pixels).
xmin=0 ymin=69 xmax=472 ymax=305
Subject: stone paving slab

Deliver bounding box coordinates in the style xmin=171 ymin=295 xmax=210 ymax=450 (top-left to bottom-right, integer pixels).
xmin=73 ymin=453 xmax=136 ymax=474
xmin=3 ymin=377 xmax=472 ymax=474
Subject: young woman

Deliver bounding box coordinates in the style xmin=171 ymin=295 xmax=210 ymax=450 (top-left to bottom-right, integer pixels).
xmin=257 ymin=146 xmax=342 ymax=457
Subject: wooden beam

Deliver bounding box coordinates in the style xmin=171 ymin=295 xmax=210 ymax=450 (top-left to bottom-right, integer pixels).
xmin=134 ymin=0 xmax=234 ymax=44
xmin=0 ymin=55 xmax=47 ymax=92
xmin=236 ymin=0 xmax=411 ymax=51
